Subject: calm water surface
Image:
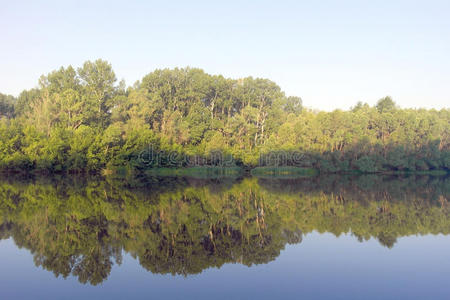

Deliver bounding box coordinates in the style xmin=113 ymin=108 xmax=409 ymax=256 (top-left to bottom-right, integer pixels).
xmin=0 ymin=175 xmax=449 ymax=299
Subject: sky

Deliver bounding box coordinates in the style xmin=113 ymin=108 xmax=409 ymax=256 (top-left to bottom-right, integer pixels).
xmin=1 ymin=0 xmax=449 ymax=111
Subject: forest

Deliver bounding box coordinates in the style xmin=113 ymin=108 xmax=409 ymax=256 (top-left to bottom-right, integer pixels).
xmin=0 ymin=175 xmax=448 ymax=284
xmin=0 ymin=59 xmax=449 ymax=174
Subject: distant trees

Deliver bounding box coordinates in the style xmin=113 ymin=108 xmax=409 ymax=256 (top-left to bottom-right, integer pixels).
xmin=0 ymin=60 xmax=449 ymax=173
xmin=264 ymin=97 xmax=449 ymax=172
xmin=376 ymin=96 xmax=397 ymax=113
xmin=0 ymin=93 xmax=15 ymax=119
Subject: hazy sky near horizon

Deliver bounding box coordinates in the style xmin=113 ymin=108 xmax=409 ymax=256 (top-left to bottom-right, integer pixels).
xmin=1 ymin=0 xmax=449 ymax=111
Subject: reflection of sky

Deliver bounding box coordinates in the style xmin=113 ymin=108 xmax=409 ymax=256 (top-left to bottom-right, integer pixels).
xmin=1 ymin=232 xmax=449 ymax=299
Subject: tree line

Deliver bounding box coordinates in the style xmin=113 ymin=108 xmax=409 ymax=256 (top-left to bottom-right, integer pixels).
xmin=0 ymin=59 xmax=449 ymax=173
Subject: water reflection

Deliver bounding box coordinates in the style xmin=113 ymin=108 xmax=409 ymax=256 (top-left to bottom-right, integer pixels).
xmin=0 ymin=175 xmax=448 ymax=285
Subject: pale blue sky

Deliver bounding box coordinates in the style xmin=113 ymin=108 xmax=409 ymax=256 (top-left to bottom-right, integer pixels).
xmin=1 ymin=0 xmax=449 ymax=110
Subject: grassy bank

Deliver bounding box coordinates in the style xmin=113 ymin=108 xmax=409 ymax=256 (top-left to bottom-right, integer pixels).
xmin=251 ymin=166 xmax=318 ymax=178
xmin=144 ymin=166 xmax=243 ymax=178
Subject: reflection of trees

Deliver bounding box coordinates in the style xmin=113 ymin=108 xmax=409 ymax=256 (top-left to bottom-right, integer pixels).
xmin=0 ymin=175 xmax=448 ymax=285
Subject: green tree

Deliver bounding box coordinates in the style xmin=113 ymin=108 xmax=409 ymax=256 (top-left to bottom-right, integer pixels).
xmin=0 ymin=93 xmax=15 ymax=119
xmin=376 ymin=96 xmax=396 ymax=113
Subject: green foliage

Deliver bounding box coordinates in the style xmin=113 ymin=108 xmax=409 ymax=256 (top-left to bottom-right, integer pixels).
xmin=376 ymin=96 xmax=397 ymax=113
xmin=354 ymin=156 xmax=378 ymax=173
xmin=0 ymin=93 xmax=15 ymax=119
xmin=0 ymin=60 xmax=448 ymax=174
xmin=251 ymin=166 xmax=317 ymax=177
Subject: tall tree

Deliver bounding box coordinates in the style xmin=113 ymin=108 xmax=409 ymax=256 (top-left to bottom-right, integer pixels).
xmin=78 ymin=59 xmax=118 ymax=127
